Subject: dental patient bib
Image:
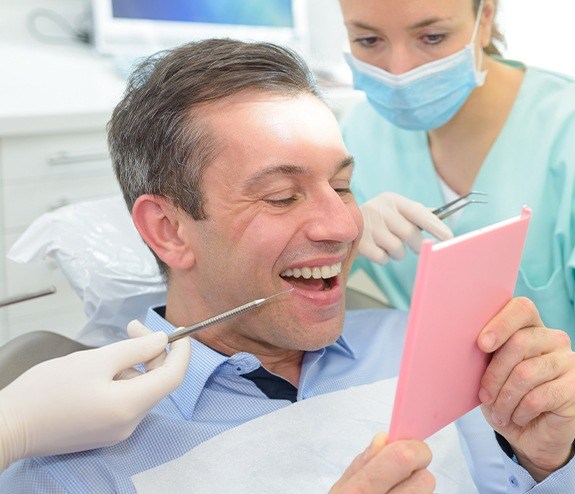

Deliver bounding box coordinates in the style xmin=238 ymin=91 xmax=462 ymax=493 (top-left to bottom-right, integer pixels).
xmin=131 ymin=378 xmax=476 ymax=493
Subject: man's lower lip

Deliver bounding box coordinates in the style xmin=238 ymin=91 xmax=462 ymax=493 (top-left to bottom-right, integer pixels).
xmin=288 ymin=283 xmax=344 ymax=303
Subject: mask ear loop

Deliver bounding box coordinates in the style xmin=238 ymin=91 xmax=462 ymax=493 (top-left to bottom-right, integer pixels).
xmin=471 ymin=0 xmax=485 ymax=43
xmin=470 ymin=0 xmax=487 ymax=85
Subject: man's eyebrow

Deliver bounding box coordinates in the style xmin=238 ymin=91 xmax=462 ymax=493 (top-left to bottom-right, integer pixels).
xmin=243 ymin=156 xmax=355 ymax=189
xmin=243 ymin=164 xmax=307 ymax=190
xmin=337 ymin=155 xmax=355 ymax=173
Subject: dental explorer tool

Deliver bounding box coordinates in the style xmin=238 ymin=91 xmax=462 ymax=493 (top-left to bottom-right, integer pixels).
xmin=167 ymin=288 xmax=294 ymax=343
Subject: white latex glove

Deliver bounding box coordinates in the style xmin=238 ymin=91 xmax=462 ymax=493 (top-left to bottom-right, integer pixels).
xmin=359 ymin=192 xmax=454 ymax=265
xmin=0 ymin=321 xmax=190 ymax=472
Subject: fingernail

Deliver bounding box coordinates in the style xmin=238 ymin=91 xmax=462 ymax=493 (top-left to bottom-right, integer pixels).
xmin=478 ymin=387 xmax=490 ymax=403
xmin=363 ymin=433 xmax=387 ymax=458
xmin=481 ymin=333 xmax=496 ymax=351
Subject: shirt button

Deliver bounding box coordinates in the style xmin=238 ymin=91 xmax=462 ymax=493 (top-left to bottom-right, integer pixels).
xmin=508 ymin=475 xmax=519 ymax=487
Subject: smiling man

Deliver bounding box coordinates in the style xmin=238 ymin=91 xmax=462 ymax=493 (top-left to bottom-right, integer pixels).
xmin=132 ymin=89 xmax=361 ymax=388
xmin=2 ymin=39 xmax=575 ymax=493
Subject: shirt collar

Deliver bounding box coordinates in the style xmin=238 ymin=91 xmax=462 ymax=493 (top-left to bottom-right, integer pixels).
xmin=145 ymin=306 xmax=232 ymax=419
xmin=145 ymin=305 xmax=356 ymax=416
xmin=333 ymin=334 xmax=355 ymax=358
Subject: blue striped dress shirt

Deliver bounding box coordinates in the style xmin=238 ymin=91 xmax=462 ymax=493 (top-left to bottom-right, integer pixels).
xmin=0 ymin=308 xmax=573 ymax=493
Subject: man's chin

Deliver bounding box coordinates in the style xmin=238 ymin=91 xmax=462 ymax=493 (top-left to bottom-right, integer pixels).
xmin=292 ymin=325 xmax=343 ymax=352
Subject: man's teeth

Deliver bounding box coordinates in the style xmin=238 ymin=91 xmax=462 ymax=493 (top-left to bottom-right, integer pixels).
xmin=280 ymin=262 xmax=341 ymax=279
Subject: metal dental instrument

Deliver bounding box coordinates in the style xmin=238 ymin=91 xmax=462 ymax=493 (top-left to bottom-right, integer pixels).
xmin=167 ymin=287 xmax=294 ymax=343
xmin=0 ymin=286 xmax=57 ymax=308
xmin=432 ymin=191 xmax=488 ymax=220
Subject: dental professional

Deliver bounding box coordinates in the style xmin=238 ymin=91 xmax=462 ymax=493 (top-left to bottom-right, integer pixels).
xmin=339 ymin=0 xmax=575 ymax=339
xmin=0 ymin=321 xmax=190 ymax=472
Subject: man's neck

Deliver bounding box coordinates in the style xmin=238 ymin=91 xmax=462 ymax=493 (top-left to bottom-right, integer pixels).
xmin=194 ymin=332 xmax=305 ymax=386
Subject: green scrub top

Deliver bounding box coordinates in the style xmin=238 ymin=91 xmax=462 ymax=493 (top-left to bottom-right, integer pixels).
xmin=341 ymin=60 xmax=575 ymax=340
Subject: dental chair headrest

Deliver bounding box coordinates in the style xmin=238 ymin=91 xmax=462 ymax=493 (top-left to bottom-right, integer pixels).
xmin=8 ymin=196 xmax=166 ymax=346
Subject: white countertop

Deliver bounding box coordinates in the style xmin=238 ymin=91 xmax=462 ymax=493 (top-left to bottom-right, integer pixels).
xmin=0 ymin=41 xmax=126 ymax=136
xmin=0 ymin=40 xmax=363 ymax=137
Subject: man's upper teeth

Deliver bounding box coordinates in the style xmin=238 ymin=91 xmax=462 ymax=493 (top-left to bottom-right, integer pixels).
xmin=281 ymin=262 xmax=341 ymax=279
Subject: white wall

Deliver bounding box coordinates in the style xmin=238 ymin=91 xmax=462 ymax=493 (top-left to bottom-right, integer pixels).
xmin=305 ymin=0 xmax=347 ymax=67
xmin=3 ymin=1 xmax=571 ymax=75
xmin=495 ymin=1 xmax=575 ymax=76
xmin=0 ymin=0 xmax=88 ymax=44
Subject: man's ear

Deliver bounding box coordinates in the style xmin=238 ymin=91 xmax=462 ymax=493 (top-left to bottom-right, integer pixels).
xmin=132 ymin=195 xmax=197 ymax=270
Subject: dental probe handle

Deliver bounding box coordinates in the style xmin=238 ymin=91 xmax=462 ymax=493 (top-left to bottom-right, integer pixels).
xmin=167 ymin=288 xmax=293 ymax=344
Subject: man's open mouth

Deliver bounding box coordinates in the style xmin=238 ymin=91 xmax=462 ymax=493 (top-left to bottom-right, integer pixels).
xmin=280 ymin=262 xmax=341 ymax=292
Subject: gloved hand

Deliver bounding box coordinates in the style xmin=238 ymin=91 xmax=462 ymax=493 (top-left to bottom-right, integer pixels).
xmin=0 ymin=321 xmax=191 ymax=471
xmin=359 ymin=192 xmax=454 ymax=265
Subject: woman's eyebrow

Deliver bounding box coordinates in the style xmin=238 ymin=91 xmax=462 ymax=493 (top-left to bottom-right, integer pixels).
xmin=347 ymin=16 xmax=450 ymax=33
xmin=345 ymin=20 xmax=383 ymax=34
xmin=407 ymin=16 xmax=452 ymax=30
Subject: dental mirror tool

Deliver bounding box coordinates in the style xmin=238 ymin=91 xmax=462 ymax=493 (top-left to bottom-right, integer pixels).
xmin=167 ymin=288 xmax=294 ymax=343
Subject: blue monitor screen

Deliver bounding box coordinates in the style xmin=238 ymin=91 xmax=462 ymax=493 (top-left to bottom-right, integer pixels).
xmin=112 ymin=0 xmax=295 ymax=28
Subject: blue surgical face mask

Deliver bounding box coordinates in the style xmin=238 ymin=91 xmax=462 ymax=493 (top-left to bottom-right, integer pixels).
xmin=344 ymin=0 xmax=487 ymax=131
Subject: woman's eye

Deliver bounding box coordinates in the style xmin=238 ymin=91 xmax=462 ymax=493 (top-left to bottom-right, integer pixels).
xmin=422 ymin=33 xmax=446 ymax=45
xmin=353 ymin=36 xmax=380 ymax=48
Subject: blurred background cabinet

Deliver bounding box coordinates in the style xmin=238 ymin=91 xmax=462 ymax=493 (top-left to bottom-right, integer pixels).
xmin=0 ymin=0 xmax=374 ymax=344
xmin=0 ymin=43 xmax=125 ymax=344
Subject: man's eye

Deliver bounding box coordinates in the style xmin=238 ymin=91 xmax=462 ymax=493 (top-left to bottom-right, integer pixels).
xmin=265 ymin=197 xmax=297 ymax=207
xmin=334 ymin=187 xmax=352 ymax=197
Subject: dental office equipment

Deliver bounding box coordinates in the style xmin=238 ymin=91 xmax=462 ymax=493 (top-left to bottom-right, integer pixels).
xmin=432 ymin=191 xmax=488 ymax=221
xmin=0 ymin=286 xmax=56 ymax=308
xmin=167 ymin=288 xmax=294 ymax=343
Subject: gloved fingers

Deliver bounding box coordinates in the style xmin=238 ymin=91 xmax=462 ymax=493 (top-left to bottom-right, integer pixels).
xmin=370 ymin=228 xmax=408 ymax=260
xmin=358 ymin=236 xmax=391 ymax=265
xmin=127 ymin=319 xmax=167 ymax=371
xmin=358 ymin=214 xmax=393 ymax=265
xmin=395 ymin=197 xmax=454 ymax=241
xmin=114 ymin=367 xmax=143 ymax=380
xmin=418 ymin=212 xmax=454 ymax=241
xmin=360 ymin=193 xmax=419 ymax=260
xmin=119 ymin=336 xmax=191 ymax=409
xmin=378 ymin=210 xmax=425 ymax=256
xmin=99 ymin=329 xmax=169 ymax=377
xmin=126 ymin=319 xmax=153 ymax=338
xmin=358 ymin=203 xmax=396 ymax=264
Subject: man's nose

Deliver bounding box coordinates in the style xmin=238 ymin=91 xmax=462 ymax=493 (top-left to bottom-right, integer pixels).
xmin=305 ymin=189 xmax=359 ymax=244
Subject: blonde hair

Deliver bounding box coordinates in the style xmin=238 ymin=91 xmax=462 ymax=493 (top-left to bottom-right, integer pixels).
xmin=475 ymin=0 xmax=505 ymax=56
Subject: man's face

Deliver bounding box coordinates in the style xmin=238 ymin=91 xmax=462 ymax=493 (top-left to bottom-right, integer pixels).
xmin=186 ymin=92 xmax=362 ymax=354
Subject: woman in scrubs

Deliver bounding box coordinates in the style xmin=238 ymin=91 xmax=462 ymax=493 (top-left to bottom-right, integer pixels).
xmin=339 ymin=0 xmax=575 ymax=339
